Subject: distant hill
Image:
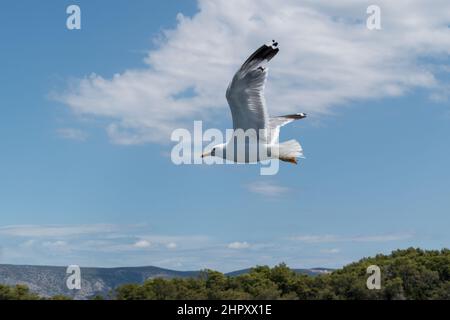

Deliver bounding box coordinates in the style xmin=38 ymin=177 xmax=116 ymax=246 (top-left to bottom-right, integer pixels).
xmin=0 ymin=264 xmax=329 ymax=299
xmin=0 ymin=264 xmax=199 ymax=299
xmin=2 ymin=248 xmax=449 ymax=300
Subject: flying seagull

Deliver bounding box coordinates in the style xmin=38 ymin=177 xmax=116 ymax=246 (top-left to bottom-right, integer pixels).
xmin=202 ymin=40 xmax=306 ymax=164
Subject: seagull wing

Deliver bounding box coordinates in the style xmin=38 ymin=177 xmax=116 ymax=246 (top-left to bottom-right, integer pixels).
xmin=226 ymin=41 xmax=279 ymax=137
xmin=268 ymin=113 xmax=307 ymax=143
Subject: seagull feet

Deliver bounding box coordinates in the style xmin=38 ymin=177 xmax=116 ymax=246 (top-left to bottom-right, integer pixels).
xmin=279 ymin=157 xmax=298 ymax=165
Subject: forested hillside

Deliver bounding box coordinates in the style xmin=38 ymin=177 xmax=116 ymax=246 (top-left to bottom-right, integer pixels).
xmin=115 ymin=248 xmax=450 ymax=300
xmin=1 ymin=248 xmax=448 ymax=300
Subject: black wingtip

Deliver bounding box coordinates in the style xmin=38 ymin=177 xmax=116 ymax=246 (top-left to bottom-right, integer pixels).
xmin=241 ymin=41 xmax=279 ymax=70
xmin=285 ymin=113 xmax=307 ymax=120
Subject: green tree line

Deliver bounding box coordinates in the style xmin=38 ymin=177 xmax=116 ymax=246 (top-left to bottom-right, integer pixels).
xmin=0 ymin=248 xmax=448 ymax=300
xmin=115 ymin=248 xmax=449 ymax=300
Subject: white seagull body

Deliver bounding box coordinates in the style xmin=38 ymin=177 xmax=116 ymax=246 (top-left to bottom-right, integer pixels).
xmin=202 ymin=40 xmax=306 ymax=164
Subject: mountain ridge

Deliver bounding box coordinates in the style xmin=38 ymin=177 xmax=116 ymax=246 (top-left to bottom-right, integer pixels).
xmin=0 ymin=263 xmax=332 ymax=299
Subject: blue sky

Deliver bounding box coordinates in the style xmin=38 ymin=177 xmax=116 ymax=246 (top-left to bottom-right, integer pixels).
xmin=0 ymin=0 xmax=449 ymax=272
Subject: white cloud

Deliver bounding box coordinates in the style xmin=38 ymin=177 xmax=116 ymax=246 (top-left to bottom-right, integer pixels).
xmin=166 ymin=242 xmax=177 ymax=249
xmin=54 ymin=0 xmax=450 ymax=144
xmin=290 ymin=233 xmax=413 ymax=243
xmin=0 ymin=223 xmax=214 ymax=267
xmin=246 ymin=181 xmax=290 ymax=197
xmin=0 ymin=224 xmax=119 ymax=237
xmin=320 ymin=248 xmax=341 ymax=254
xmin=291 ymin=235 xmax=339 ymax=243
xmin=133 ymin=239 xmax=151 ymax=248
xmin=136 ymin=235 xmax=208 ymax=248
xmin=20 ymin=239 xmax=36 ymax=248
xmin=352 ymin=234 xmax=413 ymax=242
xmin=228 ymin=241 xmax=250 ymax=249
xmin=56 ymin=128 xmax=88 ymax=141
xmin=0 ymin=224 xmax=422 ymax=270
xmin=43 ymin=240 xmax=67 ymax=247
xmin=42 ymin=240 xmax=67 ymax=248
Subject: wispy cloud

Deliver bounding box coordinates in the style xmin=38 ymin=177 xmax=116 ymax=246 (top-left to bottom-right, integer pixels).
xmin=246 ymin=181 xmax=290 ymax=197
xmin=56 ymin=128 xmax=88 ymax=141
xmin=166 ymin=242 xmax=177 ymax=249
xmin=54 ymin=0 xmax=450 ymax=144
xmin=0 ymin=224 xmax=420 ymax=271
xmin=320 ymin=248 xmax=341 ymax=254
xmin=20 ymin=239 xmax=36 ymax=248
xmin=227 ymin=241 xmax=250 ymax=249
xmin=0 ymin=224 xmax=119 ymax=238
xmin=290 ymin=233 xmax=413 ymax=243
xmin=0 ymin=224 xmax=213 ymax=269
xmin=42 ymin=240 xmax=67 ymax=247
xmin=133 ymin=239 xmax=151 ymax=248
xmin=0 ymin=224 xmax=207 ymax=250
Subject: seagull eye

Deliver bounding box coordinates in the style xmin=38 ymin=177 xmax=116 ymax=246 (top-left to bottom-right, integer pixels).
xmin=211 ymin=148 xmax=215 ymax=155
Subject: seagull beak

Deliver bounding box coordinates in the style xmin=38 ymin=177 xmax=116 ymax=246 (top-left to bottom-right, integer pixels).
xmin=201 ymin=151 xmax=211 ymax=158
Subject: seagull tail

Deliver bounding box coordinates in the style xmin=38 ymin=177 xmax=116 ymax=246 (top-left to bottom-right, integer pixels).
xmin=279 ymin=139 xmax=304 ymax=165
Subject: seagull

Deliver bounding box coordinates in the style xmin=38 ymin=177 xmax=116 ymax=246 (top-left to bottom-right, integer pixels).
xmin=202 ymin=40 xmax=306 ymax=164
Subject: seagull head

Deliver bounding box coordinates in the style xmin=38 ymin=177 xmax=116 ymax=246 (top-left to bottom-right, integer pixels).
xmin=201 ymin=143 xmax=225 ymax=159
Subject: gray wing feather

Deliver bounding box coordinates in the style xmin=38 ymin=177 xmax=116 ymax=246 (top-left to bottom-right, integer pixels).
xmin=268 ymin=113 xmax=307 ymax=143
xmin=226 ymin=41 xmax=279 ymax=135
